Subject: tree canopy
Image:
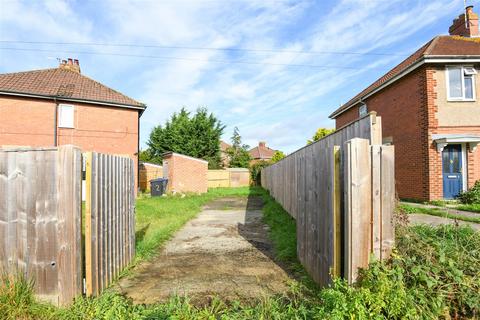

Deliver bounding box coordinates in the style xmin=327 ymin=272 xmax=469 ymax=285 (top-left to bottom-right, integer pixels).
xmin=271 ymin=150 xmax=286 ymax=163
xmin=307 ymin=128 xmax=335 ymax=144
xmin=146 ymin=107 xmax=225 ymax=168
xmin=226 ymin=127 xmax=251 ymax=168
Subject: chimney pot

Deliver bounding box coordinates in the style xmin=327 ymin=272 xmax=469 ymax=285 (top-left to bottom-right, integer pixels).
xmin=59 ymin=58 xmax=81 ymax=73
xmin=259 ymin=141 xmax=266 ymax=148
xmin=449 ymin=5 xmax=479 ymax=37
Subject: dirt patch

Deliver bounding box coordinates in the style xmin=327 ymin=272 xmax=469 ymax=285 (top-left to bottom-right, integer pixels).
xmin=116 ymin=196 xmax=294 ymax=305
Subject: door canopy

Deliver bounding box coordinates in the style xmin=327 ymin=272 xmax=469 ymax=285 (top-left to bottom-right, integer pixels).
xmin=433 ymin=134 xmax=480 ymax=153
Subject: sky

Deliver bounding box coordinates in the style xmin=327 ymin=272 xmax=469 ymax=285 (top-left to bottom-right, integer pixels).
xmin=0 ymin=0 xmax=477 ymax=153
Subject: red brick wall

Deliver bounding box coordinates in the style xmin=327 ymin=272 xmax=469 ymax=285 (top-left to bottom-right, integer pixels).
xmin=334 ymin=106 xmax=359 ymax=128
xmin=335 ymin=67 xmax=430 ymax=200
xmin=163 ymin=153 xmax=208 ymax=194
xmin=0 ymin=95 xmax=140 ymax=185
xmin=335 ymin=66 xmax=480 ymax=201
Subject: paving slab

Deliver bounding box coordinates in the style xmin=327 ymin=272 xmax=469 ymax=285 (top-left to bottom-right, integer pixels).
xmin=409 ymin=213 xmax=480 ymax=231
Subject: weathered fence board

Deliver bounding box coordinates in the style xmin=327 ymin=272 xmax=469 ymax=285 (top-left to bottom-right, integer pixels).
xmin=261 ymin=113 xmax=395 ymax=287
xmin=0 ymin=146 xmax=82 ymax=305
xmin=85 ymin=152 xmax=136 ymax=296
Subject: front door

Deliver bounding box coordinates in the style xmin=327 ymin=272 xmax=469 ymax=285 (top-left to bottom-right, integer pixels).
xmin=442 ymin=144 xmax=463 ymax=199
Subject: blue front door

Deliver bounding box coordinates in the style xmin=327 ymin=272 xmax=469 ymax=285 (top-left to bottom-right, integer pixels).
xmin=442 ymin=144 xmax=463 ymax=199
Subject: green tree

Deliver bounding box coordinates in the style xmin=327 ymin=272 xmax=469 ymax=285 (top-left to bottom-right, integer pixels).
xmin=307 ymin=128 xmax=335 ymax=144
xmin=226 ymin=127 xmax=251 ymax=168
xmin=147 ymin=107 xmax=225 ymax=168
xmin=250 ymin=160 xmax=271 ymax=185
xmin=138 ymin=149 xmax=159 ymax=164
xmin=271 ymin=150 xmax=285 ymax=163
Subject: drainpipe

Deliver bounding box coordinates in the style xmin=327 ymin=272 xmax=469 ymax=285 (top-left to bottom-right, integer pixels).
xmin=53 ymin=98 xmax=58 ymax=146
xmin=137 ymin=112 xmax=140 ymax=193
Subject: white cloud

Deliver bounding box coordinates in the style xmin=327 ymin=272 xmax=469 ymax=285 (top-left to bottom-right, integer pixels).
xmin=0 ymin=0 xmax=466 ymax=153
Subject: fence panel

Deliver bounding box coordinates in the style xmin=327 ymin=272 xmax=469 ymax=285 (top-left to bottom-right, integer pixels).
xmin=261 ymin=113 xmax=395 ymax=287
xmin=85 ymin=152 xmax=136 ymax=296
xmin=0 ymin=146 xmax=82 ymax=305
xmin=207 ymin=170 xmax=230 ymax=188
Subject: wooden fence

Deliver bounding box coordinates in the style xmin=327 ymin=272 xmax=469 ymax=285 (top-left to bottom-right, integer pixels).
xmin=261 ymin=113 xmax=395 ymax=286
xmin=84 ymin=152 xmax=136 ymax=296
xmin=0 ymin=146 xmax=82 ymax=305
xmin=139 ymin=162 xmax=163 ymax=192
xmin=207 ymin=168 xmax=250 ymax=188
xmin=0 ymin=146 xmax=136 ymax=304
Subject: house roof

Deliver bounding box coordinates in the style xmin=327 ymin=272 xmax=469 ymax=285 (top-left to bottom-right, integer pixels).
xmin=329 ymin=36 xmax=480 ymax=119
xmin=220 ymin=140 xmax=231 ymax=152
xmin=0 ymin=67 xmax=146 ymax=110
xmin=249 ymin=144 xmax=276 ymax=159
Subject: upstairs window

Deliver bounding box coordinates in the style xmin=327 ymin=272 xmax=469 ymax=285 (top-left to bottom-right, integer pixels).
xmin=58 ymin=104 xmax=74 ymax=128
xmin=359 ymin=103 xmax=368 ymax=117
xmin=447 ymin=66 xmax=476 ymax=101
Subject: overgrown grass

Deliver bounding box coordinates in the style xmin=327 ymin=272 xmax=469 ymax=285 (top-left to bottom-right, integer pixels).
xmin=454 ymin=203 xmax=480 ymax=213
xmin=2 ymin=188 xmax=479 ymax=319
xmin=400 ymin=203 xmax=480 ymax=223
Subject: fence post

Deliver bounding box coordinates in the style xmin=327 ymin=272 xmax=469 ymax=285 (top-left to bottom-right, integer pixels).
xmin=344 ymin=138 xmax=372 ymax=284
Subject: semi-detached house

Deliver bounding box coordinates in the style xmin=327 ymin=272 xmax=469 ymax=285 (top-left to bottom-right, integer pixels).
xmin=329 ymin=7 xmax=480 ymax=201
xmin=0 ymin=59 xmax=146 ymax=187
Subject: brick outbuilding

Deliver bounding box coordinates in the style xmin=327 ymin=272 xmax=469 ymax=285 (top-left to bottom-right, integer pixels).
xmin=0 ymin=59 xmax=146 ymax=187
xmin=330 ymin=7 xmax=480 ymax=201
xmin=162 ymin=152 xmax=208 ymax=194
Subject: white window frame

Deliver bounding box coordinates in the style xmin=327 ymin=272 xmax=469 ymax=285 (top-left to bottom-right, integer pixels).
xmin=446 ymin=65 xmax=476 ymax=102
xmin=58 ymin=104 xmax=75 ymax=128
xmin=359 ymin=103 xmax=368 ymax=117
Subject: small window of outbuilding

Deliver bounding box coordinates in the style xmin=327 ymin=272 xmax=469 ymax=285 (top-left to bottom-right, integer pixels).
xmin=58 ymin=104 xmax=74 ymax=128
xmin=359 ymin=103 xmax=368 ymax=117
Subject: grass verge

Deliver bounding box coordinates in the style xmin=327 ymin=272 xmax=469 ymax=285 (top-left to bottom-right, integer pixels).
xmin=1 ymin=188 xmax=479 ymax=319
xmin=455 ymin=203 xmax=480 ymax=213
xmin=400 ymin=203 xmax=480 ymax=223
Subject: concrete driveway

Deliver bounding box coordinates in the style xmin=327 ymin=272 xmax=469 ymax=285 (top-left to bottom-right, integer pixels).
xmin=116 ymin=196 xmax=294 ymax=304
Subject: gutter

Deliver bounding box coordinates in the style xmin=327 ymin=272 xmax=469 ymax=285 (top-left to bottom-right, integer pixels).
xmin=329 ymin=56 xmax=480 ymax=119
xmin=0 ymin=90 xmax=146 ymax=113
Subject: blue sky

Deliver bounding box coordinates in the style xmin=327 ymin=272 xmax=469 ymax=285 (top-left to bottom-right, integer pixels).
xmin=0 ymin=0 xmax=477 ymax=153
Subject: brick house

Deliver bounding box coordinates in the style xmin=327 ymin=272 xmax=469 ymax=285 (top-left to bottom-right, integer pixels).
xmin=329 ymin=7 xmax=480 ymax=201
xmin=0 ymin=59 xmax=146 ymax=186
xmin=249 ymin=141 xmax=277 ymax=165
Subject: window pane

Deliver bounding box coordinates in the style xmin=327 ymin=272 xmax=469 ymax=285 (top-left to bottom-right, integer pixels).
xmin=442 ymin=150 xmax=450 ymax=173
xmin=59 ymin=105 xmax=74 ymax=128
xmin=448 ymin=68 xmax=463 ymax=98
xmin=451 ymin=150 xmax=460 ymax=173
xmin=465 ymin=76 xmax=474 ymax=99
xmin=359 ymin=104 xmax=367 ymax=117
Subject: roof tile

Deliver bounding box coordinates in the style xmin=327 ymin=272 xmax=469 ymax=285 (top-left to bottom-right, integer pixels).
xmin=329 ymin=36 xmax=480 ymax=118
xmin=0 ymin=68 xmax=145 ymax=108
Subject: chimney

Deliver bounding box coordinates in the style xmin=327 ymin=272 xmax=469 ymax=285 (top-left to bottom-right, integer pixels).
xmin=59 ymin=57 xmax=81 ymax=73
xmin=259 ymin=141 xmax=266 ymax=148
xmin=449 ymin=5 xmax=479 ymax=37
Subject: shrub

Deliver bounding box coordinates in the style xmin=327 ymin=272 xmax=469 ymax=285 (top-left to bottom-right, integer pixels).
xmin=458 ymin=180 xmax=480 ymax=204
xmin=249 ymin=160 xmax=271 ymax=185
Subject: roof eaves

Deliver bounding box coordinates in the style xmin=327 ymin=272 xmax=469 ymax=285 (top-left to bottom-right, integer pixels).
xmin=328 ymin=57 xmax=427 ymax=119
xmin=329 ymin=36 xmax=480 ymax=119
xmin=0 ymin=90 xmax=147 ymax=111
